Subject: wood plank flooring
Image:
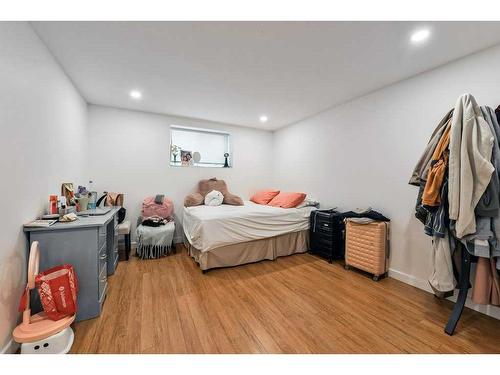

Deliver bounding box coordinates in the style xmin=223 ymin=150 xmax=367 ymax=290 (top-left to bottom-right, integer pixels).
xmin=70 ymin=246 xmax=500 ymax=353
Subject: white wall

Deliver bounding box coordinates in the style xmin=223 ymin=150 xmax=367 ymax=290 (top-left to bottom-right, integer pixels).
xmin=273 ymin=44 xmax=500 ymax=319
xmin=87 ymin=105 xmax=273 ymax=240
xmin=0 ymin=22 xmax=88 ymax=352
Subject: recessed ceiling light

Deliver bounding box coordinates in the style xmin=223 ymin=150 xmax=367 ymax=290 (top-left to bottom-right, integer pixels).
xmin=410 ymin=29 xmax=431 ymax=44
xmin=129 ymin=90 xmax=142 ymax=99
xmin=259 ymin=115 xmax=268 ymax=123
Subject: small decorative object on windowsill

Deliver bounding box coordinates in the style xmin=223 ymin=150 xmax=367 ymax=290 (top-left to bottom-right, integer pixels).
xmin=223 ymin=152 xmax=230 ymax=168
xmin=181 ymin=150 xmax=193 ymax=166
xmin=171 ymin=144 xmax=181 ymax=163
xmin=193 ymin=151 xmax=201 ymax=165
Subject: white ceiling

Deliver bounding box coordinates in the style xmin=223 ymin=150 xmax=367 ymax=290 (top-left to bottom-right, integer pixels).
xmin=32 ymin=21 xmax=500 ymax=130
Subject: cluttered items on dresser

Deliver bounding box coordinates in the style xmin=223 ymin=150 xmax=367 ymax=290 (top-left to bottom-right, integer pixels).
xmin=410 ymin=93 xmax=500 ymax=335
xmin=25 ymin=182 xmax=128 ymax=229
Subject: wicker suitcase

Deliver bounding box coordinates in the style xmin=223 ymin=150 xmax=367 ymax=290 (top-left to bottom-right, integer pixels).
xmin=344 ymin=220 xmax=389 ymax=281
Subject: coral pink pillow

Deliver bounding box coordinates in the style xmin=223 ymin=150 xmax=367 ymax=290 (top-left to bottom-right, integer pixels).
xmin=267 ymin=192 xmax=306 ymax=208
xmin=250 ymin=189 xmax=280 ymax=205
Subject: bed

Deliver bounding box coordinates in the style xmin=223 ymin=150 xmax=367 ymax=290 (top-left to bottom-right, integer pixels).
xmin=183 ymin=200 xmax=316 ymax=271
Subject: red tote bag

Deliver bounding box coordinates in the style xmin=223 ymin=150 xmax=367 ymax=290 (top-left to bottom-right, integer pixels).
xmin=35 ymin=264 xmax=79 ymax=321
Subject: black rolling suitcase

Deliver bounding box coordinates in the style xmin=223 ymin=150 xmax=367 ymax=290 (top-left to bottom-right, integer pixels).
xmin=309 ymin=209 xmax=345 ymax=262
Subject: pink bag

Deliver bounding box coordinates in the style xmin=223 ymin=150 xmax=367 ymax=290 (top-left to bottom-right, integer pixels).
xmin=142 ymin=196 xmax=174 ymax=219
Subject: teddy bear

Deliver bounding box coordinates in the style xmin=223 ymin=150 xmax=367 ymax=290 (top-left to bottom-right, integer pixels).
xmin=184 ymin=177 xmax=243 ymax=207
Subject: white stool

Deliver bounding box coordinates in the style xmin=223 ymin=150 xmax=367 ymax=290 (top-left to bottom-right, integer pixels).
xmin=20 ymin=326 xmax=74 ymax=354
xmin=116 ymin=220 xmax=131 ymax=260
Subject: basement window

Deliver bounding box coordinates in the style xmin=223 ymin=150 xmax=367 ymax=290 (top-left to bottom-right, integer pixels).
xmin=170 ymin=125 xmax=231 ymax=168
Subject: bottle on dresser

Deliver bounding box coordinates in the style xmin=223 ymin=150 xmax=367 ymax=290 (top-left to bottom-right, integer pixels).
xmin=88 ymin=180 xmax=97 ymax=210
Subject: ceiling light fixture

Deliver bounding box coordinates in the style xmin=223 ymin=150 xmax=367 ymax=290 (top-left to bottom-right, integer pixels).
xmin=410 ymin=28 xmax=431 ymax=44
xmin=129 ymin=90 xmax=142 ymax=99
xmin=259 ymin=115 xmax=268 ymax=123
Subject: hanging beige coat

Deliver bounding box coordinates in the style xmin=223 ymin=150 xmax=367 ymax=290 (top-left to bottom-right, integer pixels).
xmin=448 ymin=94 xmax=495 ymax=239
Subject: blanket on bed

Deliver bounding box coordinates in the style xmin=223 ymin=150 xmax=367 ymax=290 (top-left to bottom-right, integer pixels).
xmin=183 ymin=201 xmax=316 ymax=252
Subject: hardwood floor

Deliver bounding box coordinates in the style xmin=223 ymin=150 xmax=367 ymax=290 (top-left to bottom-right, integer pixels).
xmin=70 ymin=246 xmax=500 ymax=353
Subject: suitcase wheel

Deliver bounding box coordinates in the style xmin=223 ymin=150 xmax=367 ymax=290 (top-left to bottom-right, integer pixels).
xmin=372 ymin=275 xmax=379 ymax=282
xmin=344 ymin=265 xmax=350 ymax=271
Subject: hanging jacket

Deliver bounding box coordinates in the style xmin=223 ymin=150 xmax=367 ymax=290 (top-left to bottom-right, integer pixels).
xmin=422 ymin=121 xmax=451 ymax=207
xmin=424 ymin=177 xmax=449 ymax=238
xmin=448 ymin=94 xmax=495 ymax=239
xmin=409 ymin=109 xmax=453 ymax=186
xmin=471 ymin=257 xmax=500 ymax=306
xmin=411 ymin=110 xmax=453 ymax=226
xmin=475 ymin=107 xmax=500 ymax=218
xmin=341 ymin=208 xmax=389 ymax=222
xmin=462 ymin=107 xmax=500 ymax=259
xmin=429 ymin=229 xmax=456 ymax=297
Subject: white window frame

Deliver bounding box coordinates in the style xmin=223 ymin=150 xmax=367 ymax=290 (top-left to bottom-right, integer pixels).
xmin=170 ymin=125 xmax=232 ymax=168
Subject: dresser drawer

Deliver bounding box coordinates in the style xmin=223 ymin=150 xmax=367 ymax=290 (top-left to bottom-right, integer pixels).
xmin=98 ymin=265 xmax=107 ymax=302
xmin=98 ymin=244 xmax=107 ymax=274
xmin=98 ymin=226 xmax=107 ymax=248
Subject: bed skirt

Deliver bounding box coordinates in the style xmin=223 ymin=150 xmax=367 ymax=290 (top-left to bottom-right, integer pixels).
xmin=184 ymin=230 xmax=309 ymax=271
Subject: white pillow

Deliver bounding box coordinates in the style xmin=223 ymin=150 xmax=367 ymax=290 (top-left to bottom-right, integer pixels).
xmin=204 ymin=190 xmax=224 ymax=206
xmin=296 ymin=195 xmax=320 ymax=209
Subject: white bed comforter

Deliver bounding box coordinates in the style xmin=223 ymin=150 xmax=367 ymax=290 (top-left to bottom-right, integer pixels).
xmin=183 ymin=201 xmax=315 ymax=252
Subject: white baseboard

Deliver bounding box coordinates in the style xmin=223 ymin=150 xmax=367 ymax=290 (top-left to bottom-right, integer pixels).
xmin=388 ymin=268 xmax=500 ymax=320
xmin=388 ymin=268 xmax=434 ymax=293
xmin=1 ymin=339 xmax=19 ymax=354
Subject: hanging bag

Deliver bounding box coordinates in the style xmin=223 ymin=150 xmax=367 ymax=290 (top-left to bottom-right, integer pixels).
xmin=97 ymin=192 xmax=127 ymax=224
xmin=35 ymin=264 xmax=79 ymax=321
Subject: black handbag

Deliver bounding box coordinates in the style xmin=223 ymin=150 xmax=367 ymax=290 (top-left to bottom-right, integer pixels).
xmin=117 ymin=207 xmax=126 ymax=224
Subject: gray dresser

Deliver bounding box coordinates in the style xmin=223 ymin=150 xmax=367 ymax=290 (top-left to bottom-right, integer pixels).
xmin=24 ymin=207 xmax=120 ymax=322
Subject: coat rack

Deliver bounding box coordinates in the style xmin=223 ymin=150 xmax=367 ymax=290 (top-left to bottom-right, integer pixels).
xmin=444 ymin=243 xmax=472 ymax=335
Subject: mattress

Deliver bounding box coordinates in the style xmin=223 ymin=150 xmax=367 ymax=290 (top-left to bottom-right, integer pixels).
xmin=183 ymin=200 xmax=316 ymax=252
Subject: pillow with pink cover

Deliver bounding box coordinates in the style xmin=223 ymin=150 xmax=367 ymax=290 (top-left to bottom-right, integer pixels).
xmin=250 ymin=189 xmax=280 ymax=205
xmin=267 ymin=192 xmax=306 ymax=208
